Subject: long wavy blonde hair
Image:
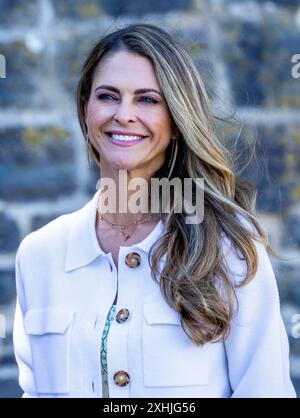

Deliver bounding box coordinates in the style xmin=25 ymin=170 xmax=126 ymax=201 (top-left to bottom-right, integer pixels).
xmin=76 ymin=23 xmax=277 ymax=346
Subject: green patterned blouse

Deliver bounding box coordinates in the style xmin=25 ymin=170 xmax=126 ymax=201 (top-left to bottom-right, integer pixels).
xmin=100 ymin=303 xmax=117 ymax=398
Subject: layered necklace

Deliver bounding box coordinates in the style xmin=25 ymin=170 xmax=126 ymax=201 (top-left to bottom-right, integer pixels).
xmin=97 ymin=209 xmax=159 ymax=241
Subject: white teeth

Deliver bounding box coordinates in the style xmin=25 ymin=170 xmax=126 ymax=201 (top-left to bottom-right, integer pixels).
xmin=109 ymin=133 xmax=144 ymax=141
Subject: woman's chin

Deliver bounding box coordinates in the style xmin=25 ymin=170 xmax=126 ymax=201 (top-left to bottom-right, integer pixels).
xmin=104 ymin=160 xmax=140 ymax=172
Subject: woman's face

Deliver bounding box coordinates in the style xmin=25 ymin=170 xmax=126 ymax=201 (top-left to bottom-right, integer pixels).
xmin=84 ymin=50 xmax=176 ymax=179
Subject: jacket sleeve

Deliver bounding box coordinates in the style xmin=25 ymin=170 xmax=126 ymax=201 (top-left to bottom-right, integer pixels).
xmin=13 ymin=242 xmax=37 ymax=398
xmin=223 ymin=238 xmax=296 ymax=398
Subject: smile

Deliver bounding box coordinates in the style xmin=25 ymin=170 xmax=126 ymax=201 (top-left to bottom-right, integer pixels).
xmin=105 ymin=133 xmax=147 ymax=147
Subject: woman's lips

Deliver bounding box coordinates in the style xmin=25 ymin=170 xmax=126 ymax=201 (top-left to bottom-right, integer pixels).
xmin=105 ymin=133 xmax=147 ymax=147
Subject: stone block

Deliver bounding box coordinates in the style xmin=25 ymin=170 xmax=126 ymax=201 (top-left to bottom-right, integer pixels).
xmin=256 ymin=0 xmax=300 ymax=7
xmin=232 ymin=125 xmax=300 ymax=212
xmin=221 ymin=18 xmax=300 ymax=107
xmin=277 ymin=262 xmax=300 ymax=306
xmin=0 ymin=41 xmax=43 ymax=107
xmin=100 ymin=0 xmax=192 ymax=17
xmin=0 ymin=214 xmax=19 ymax=253
xmin=0 ymin=271 xmax=15 ymax=304
xmin=52 ymin=0 xmax=192 ymax=19
xmin=0 ymin=379 xmax=22 ymax=398
xmin=285 ymin=216 xmax=300 ymax=248
xmin=0 ymin=126 xmax=76 ymax=201
xmin=0 ymin=0 xmax=39 ymax=28
xmin=52 ymin=0 xmax=104 ymax=19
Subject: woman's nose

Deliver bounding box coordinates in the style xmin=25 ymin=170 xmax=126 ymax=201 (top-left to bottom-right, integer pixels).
xmin=113 ymin=100 xmax=137 ymax=124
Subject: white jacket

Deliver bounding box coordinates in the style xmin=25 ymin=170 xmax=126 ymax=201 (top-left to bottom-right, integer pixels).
xmin=13 ymin=189 xmax=296 ymax=398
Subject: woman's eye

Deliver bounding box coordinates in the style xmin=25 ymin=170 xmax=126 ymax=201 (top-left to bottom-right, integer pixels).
xmin=140 ymin=97 xmax=159 ymax=104
xmin=97 ymin=94 xmax=116 ymax=101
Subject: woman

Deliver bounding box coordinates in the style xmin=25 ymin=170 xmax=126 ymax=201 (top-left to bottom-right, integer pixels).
xmin=13 ymin=23 xmax=296 ymax=398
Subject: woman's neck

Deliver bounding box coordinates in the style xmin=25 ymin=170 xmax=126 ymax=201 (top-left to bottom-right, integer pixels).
xmin=97 ymin=170 xmax=159 ymax=225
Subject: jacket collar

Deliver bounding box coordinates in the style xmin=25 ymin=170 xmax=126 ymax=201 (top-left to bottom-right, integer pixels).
xmin=65 ymin=188 xmax=165 ymax=272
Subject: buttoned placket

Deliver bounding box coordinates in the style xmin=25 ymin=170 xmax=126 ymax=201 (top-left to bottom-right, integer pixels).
xmin=99 ymin=253 xmax=119 ymax=398
xmin=82 ymin=253 xmax=118 ymax=398
xmin=105 ymin=246 xmax=144 ymax=398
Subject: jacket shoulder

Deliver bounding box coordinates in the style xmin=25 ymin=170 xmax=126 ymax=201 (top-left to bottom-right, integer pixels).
xmin=16 ymin=207 xmax=81 ymax=263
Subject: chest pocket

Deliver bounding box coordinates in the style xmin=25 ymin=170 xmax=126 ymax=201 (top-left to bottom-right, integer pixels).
xmin=24 ymin=307 xmax=76 ymax=395
xmin=142 ymin=300 xmax=210 ymax=388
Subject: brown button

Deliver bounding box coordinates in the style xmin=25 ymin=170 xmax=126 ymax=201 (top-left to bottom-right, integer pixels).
xmin=114 ymin=370 xmax=130 ymax=387
xmin=116 ymin=309 xmax=130 ymax=323
xmin=125 ymin=252 xmax=141 ymax=268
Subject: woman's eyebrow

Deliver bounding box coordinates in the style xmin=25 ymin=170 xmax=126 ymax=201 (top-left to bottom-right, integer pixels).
xmin=95 ymin=84 xmax=162 ymax=96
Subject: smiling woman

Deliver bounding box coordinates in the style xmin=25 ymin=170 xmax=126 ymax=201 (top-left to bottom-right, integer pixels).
xmin=13 ymin=23 xmax=296 ymax=398
xmin=83 ymin=50 xmax=176 ymax=182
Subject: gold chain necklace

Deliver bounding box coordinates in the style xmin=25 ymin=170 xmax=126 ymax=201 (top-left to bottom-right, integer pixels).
xmin=97 ymin=208 xmax=158 ymax=241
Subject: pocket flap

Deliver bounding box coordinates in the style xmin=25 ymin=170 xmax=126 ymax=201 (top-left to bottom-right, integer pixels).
xmin=24 ymin=307 xmax=76 ymax=335
xmin=143 ymin=301 xmax=181 ymax=325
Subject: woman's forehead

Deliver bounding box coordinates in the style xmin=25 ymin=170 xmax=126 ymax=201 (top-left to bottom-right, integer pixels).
xmin=93 ymin=51 xmax=159 ymax=87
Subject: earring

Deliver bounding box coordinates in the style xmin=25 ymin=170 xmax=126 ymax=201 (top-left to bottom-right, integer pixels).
xmin=167 ymin=138 xmax=178 ymax=179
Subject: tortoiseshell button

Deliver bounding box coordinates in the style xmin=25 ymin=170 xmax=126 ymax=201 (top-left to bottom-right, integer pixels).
xmin=116 ymin=309 xmax=130 ymax=323
xmin=114 ymin=370 xmax=130 ymax=387
xmin=125 ymin=252 xmax=141 ymax=268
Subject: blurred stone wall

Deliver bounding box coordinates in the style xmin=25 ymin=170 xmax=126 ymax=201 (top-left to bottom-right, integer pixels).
xmin=0 ymin=0 xmax=299 ymax=397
